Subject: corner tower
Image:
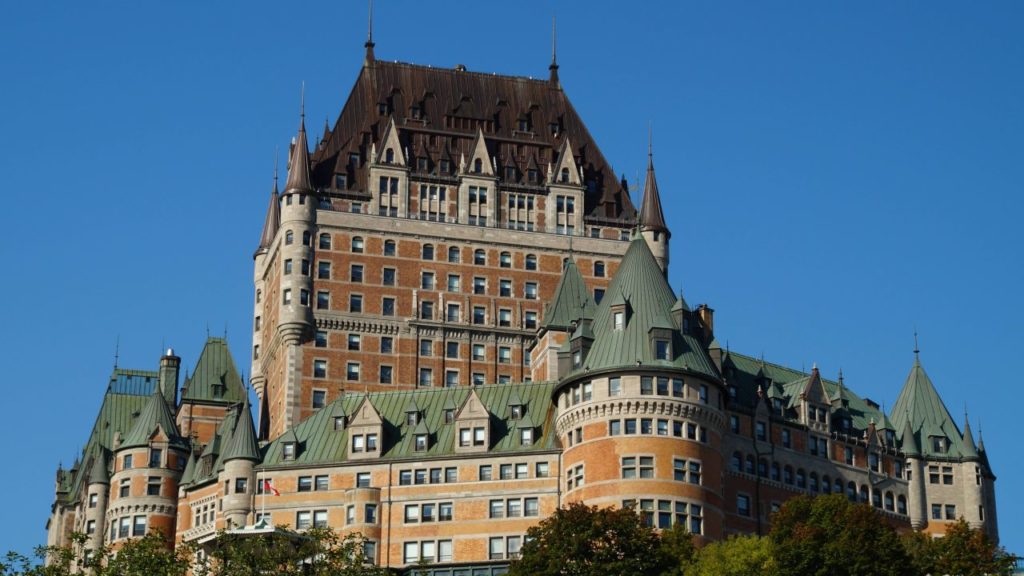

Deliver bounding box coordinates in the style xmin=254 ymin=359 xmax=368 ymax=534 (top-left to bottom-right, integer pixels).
xmin=639 ymin=145 xmax=670 ymax=273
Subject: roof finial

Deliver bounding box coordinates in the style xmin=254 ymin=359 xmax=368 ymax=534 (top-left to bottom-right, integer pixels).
xmin=648 ymin=121 xmax=653 ymax=162
xmin=548 ymin=16 xmax=560 ymax=86
xmin=300 ymin=81 xmax=306 ymax=122
xmin=365 ymin=0 xmax=376 ymax=64
xmin=273 ymin=147 xmax=279 ymax=189
xmin=913 ymin=327 xmax=919 ymax=357
xmin=113 ymin=335 xmax=120 ymax=370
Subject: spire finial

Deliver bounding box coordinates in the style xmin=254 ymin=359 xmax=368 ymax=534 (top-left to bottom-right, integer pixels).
xmin=913 ymin=328 xmax=919 ymax=357
xmin=364 ymin=0 xmax=376 ymax=64
xmin=548 ymin=15 xmax=560 ymax=86
xmin=300 ymin=81 xmax=306 ymax=122
xmin=273 ymin=147 xmax=279 ymax=189
xmin=648 ymin=121 xmax=653 ymax=162
xmin=113 ymin=335 xmax=120 ymax=370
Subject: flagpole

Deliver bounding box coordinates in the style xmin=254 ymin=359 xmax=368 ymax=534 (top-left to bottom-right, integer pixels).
xmin=260 ymin=471 xmax=266 ymax=522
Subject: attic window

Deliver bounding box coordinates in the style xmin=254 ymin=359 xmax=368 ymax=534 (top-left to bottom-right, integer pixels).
xmin=444 ymin=409 xmax=455 ymax=424
xmin=334 ymin=174 xmax=347 ymax=189
xmin=439 ymin=159 xmax=450 ymax=173
xmin=505 ymin=166 xmax=516 ymax=181
xmin=474 ymin=158 xmax=483 ymax=173
xmin=282 ymin=442 xmax=296 ymax=461
xmin=560 ymin=168 xmax=570 ymax=183
xmin=417 ymin=157 xmax=428 ymax=172
xmin=414 ymin=434 xmax=428 ymax=452
xmin=406 ymin=411 xmax=419 ymax=426
xmin=212 ymin=383 xmax=225 ymax=398
xmin=549 ymin=122 xmax=559 ymax=135
xmin=333 ymin=416 xmax=346 ymax=431
xmin=520 ymin=428 xmax=534 ymax=446
xmin=510 ymin=405 xmax=523 ymax=420
xmin=378 ymin=103 xmax=387 ymax=115
xmin=349 ymin=152 xmax=360 ymax=167
xmin=654 ymin=340 xmax=671 ymax=360
xmin=931 ymin=436 xmax=947 ymax=454
xmin=613 ymin=311 xmax=625 ymax=330
xmin=411 ymin=106 xmax=422 ymax=119
xmin=385 ymin=148 xmax=395 ymax=164
xmin=517 ymin=118 xmax=529 ymax=132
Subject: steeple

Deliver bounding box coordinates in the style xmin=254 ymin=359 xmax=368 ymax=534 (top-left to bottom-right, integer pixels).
xmin=364 ymin=0 xmax=375 ymax=66
xmin=222 ymin=395 xmax=260 ymax=463
xmin=548 ymin=16 xmax=560 ymax=87
xmin=961 ymin=413 xmax=979 ymax=460
xmin=255 ymin=160 xmax=280 ymax=256
xmin=639 ymin=132 xmax=668 ymax=234
xmin=284 ymin=90 xmax=314 ymax=194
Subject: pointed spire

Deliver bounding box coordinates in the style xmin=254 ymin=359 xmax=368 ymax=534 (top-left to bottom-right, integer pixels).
xmin=256 ymin=155 xmax=281 ymax=255
xmin=88 ymin=450 xmax=109 ymax=485
xmin=901 ymin=415 xmax=920 ymax=457
xmin=364 ymin=0 xmax=375 ymax=65
xmin=121 ymin=387 xmax=184 ymax=450
xmin=960 ymin=414 xmax=979 ymax=460
xmin=284 ymin=87 xmax=314 ymax=194
xmin=548 ymin=16 xmax=560 ymax=87
xmin=639 ymin=127 xmax=668 ymax=234
xmin=222 ymin=394 xmax=261 ymax=463
xmin=913 ymin=329 xmax=920 ymax=363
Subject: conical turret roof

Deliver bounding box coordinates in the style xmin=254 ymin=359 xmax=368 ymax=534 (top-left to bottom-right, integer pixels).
xmin=120 ymin=388 xmax=184 ymax=450
xmin=541 ymin=258 xmax=593 ymax=331
xmin=87 ymin=450 xmax=109 ymax=485
xmin=222 ymin=395 xmax=260 ymax=463
xmin=891 ymin=354 xmax=967 ymax=458
xmin=639 ymin=152 xmax=668 ymax=234
xmin=900 ymin=416 xmax=920 ymax=457
xmin=960 ymin=418 xmax=979 ymax=460
xmin=255 ymin=174 xmax=280 ymax=255
xmin=284 ymin=116 xmax=314 ymax=194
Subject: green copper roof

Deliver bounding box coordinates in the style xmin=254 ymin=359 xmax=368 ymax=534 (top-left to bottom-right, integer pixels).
xmin=121 ymin=388 xmax=186 ymax=449
xmin=181 ymin=337 xmax=246 ymax=404
xmin=180 ymin=451 xmax=198 ymax=487
xmin=960 ymin=418 xmax=978 ymax=460
xmin=259 ymin=382 xmax=559 ymax=468
xmin=87 ymin=449 xmax=109 ymax=485
xmin=569 ymin=237 xmax=718 ymax=379
xmin=891 ymin=355 xmax=972 ymax=460
xmin=541 ymin=258 xmax=594 ymax=331
xmin=221 ymin=397 xmax=260 ymax=463
xmin=901 ymin=419 xmax=920 ymax=456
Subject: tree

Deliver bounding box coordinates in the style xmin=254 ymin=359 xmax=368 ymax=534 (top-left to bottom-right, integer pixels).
xmin=686 ymin=535 xmax=774 ymax=576
xmin=902 ymin=518 xmax=1016 ymax=576
xmin=508 ymin=502 xmax=669 ymax=576
xmin=657 ymin=523 xmax=695 ymax=576
xmin=769 ymin=494 xmax=911 ymax=576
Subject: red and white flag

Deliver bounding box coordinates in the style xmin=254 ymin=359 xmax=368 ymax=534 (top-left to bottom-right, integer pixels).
xmin=263 ymin=479 xmax=280 ymax=496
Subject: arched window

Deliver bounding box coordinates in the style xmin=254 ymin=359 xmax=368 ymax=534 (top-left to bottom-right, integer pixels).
xmin=884 ymin=491 xmax=895 ymax=512
xmin=783 ymin=466 xmax=794 ymax=485
xmin=834 ymin=479 xmax=843 ymax=495
xmin=770 ymin=462 xmax=780 ymax=482
xmin=809 ymin=472 xmax=818 ymax=492
xmin=474 ymin=249 xmax=486 ymax=266
xmin=351 ymin=236 xmax=364 ymax=253
xmin=302 ymin=231 xmax=311 ymax=246
xmin=758 ymin=459 xmax=768 ymax=478
xmin=383 ymin=240 xmax=396 ymax=256
xmin=448 ymin=246 xmax=460 ymax=263
xmin=822 ymin=475 xmax=831 ymax=493
xmin=796 ymin=469 xmax=806 ymax=489
xmin=499 ymin=251 xmax=511 ymax=268
xmin=897 ymin=495 xmax=908 ymax=515
xmin=285 ymin=230 xmax=294 ymax=245
xmin=473 ymin=158 xmax=482 ymax=173
xmin=859 ymin=485 xmax=869 ymax=503
xmin=872 ymin=490 xmax=882 ymax=508
xmin=560 ymin=167 xmax=569 ymax=183
xmin=745 ymin=455 xmax=755 ymax=475
xmin=422 ymin=244 xmax=434 ymax=260
xmin=594 ymin=261 xmax=605 ymax=277
xmin=385 ymin=148 xmax=395 ymax=163
xmin=318 ymin=233 xmax=331 ymax=250
xmin=525 ymin=254 xmax=537 ymax=271
xmin=847 ymin=482 xmax=857 ymax=501
xmin=730 ymin=452 xmax=742 ymax=472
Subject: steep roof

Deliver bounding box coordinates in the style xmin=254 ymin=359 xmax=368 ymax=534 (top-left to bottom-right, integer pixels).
xmin=259 ymin=382 xmax=558 ymax=468
xmin=180 ymin=337 xmax=246 ymax=404
xmin=221 ymin=396 xmax=260 ymax=463
xmin=639 ymin=152 xmax=668 ymax=233
xmin=284 ymin=116 xmax=313 ymax=194
xmin=891 ymin=355 xmax=971 ymax=460
xmin=567 ymin=236 xmax=718 ymax=379
xmin=311 ymin=60 xmax=635 ymax=223
xmin=541 ymin=258 xmax=593 ymax=331
xmin=120 ymin=388 xmax=186 ymax=450
xmin=255 ymin=176 xmax=280 ymax=255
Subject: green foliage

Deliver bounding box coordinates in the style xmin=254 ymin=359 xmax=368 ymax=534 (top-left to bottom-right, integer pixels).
xmin=657 ymin=523 xmax=695 ymax=576
xmin=686 ymin=534 xmax=774 ymax=576
xmin=901 ymin=518 xmax=1015 ymax=576
xmin=508 ymin=502 xmax=670 ymax=576
xmin=769 ymin=494 xmax=911 ymax=576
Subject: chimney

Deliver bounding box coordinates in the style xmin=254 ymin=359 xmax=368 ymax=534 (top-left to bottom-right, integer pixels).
xmin=159 ymin=348 xmax=181 ymax=407
xmin=697 ymin=304 xmax=715 ymax=342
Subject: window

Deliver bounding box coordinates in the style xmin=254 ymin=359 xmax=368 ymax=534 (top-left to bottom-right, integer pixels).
xmin=149 ymin=448 xmax=162 ymax=468
xmin=594 ymin=261 xmax=605 ymax=277
xmin=613 ymin=311 xmax=625 ymax=330
xmin=474 ymin=249 xmax=486 ymax=265
xmin=942 ymin=466 xmax=954 ymax=485
xmin=346 ymin=362 xmax=360 ymax=381
xmin=147 ymin=477 xmax=161 ymax=496
xmin=283 ymin=442 xmax=296 ymax=460
xmin=89 ymin=493 xmax=98 ymax=508
xmin=312 ymin=389 xmax=326 ymax=409
xmin=382 ymin=297 xmax=395 ymax=316
xmin=422 ymin=244 xmax=434 ymax=260
xmin=756 ymin=421 xmax=767 ymax=441
xmin=313 ymin=509 xmax=328 ymax=528
xmin=420 ymin=339 xmax=433 ymax=356
xmin=285 ymin=230 xmax=294 ymax=245
xmin=382 ymin=267 xmax=396 ymax=286
xmin=322 ymin=261 xmax=334 ymax=280
xmin=349 ymin=294 xmax=362 ymax=312
xmin=298 ymin=476 xmax=313 ymax=492
xmin=318 ymin=233 xmax=331 ymax=249
xmin=420 ymin=300 xmax=434 ymax=319
xmin=524 ymin=282 xmax=538 ymax=300
xmin=782 ymin=428 xmax=791 ymax=448
xmin=447 ymin=246 xmax=460 ymax=263
xmin=379 ymin=366 xmax=392 ymax=384
xmin=471 ymin=343 xmax=485 ymax=361
xmin=738 ymin=494 xmax=751 ymax=517
xmin=499 ymin=279 xmax=512 ymax=297
xmin=313 ymin=360 xmax=327 ymax=378
xmin=383 ymin=240 xmax=396 ymax=256
xmin=132 ymin=515 xmax=146 ymax=537
xmin=845 ymin=447 xmax=855 ymax=465
xmin=284 ymin=259 xmax=293 ymax=275
xmin=296 ymin=511 xmax=311 ymax=530
xmin=421 ymin=272 xmax=435 ymax=290
xmin=445 ymin=370 xmax=459 ymax=387
xmin=316 ymin=291 xmax=329 ymax=309
xmin=473 ymin=306 xmax=486 ymax=324
xmin=498 ymin=308 xmax=511 ymax=327
xmin=419 ymin=368 xmax=433 ymax=387
xmin=498 ymin=346 xmax=511 ymax=364
xmin=356 ymin=472 xmax=370 ymax=488
xmin=380 ymin=337 xmax=393 ymax=353
xmin=472 ymin=373 xmax=485 ymax=386
xmin=621 ymin=456 xmax=654 ymax=479
xmin=525 ymin=254 xmax=537 ymax=270
xmin=500 ymin=252 xmax=512 ymax=268
xmin=932 ymin=504 xmax=942 ymax=520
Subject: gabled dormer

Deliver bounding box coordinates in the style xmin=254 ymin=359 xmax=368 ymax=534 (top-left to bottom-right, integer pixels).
xmin=546 ymin=137 xmax=584 ymax=235
xmin=507 ymin=389 xmax=525 ymax=421
xmin=454 ymin=389 xmax=490 ymax=454
xmin=368 ymin=117 xmax=410 ymax=218
xmin=550 ymin=137 xmax=581 ymax=186
xmin=464 ymin=127 xmax=494 ymax=176
xmin=411 ymin=419 xmax=431 ymax=453
xmin=375 ymin=117 xmax=406 ymax=167
xmin=800 ymin=366 xmax=831 ymax=432
xmin=279 ymin=429 xmax=300 ymax=461
xmin=347 ymin=396 xmax=383 ymax=461
xmin=516 ymin=411 xmax=537 ymax=447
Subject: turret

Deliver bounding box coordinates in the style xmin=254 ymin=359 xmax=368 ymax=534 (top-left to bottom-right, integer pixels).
xmin=219 ymin=395 xmax=260 ymax=528
xmin=84 ymin=450 xmax=110 ymax=551
xmin=639 ymin=143 xmax=670 ymax=273
xmin=901 ymin=417 xmax=926 ymax=529
xmin=158 ymin=349 xmax=180 ymax=407
xmin=960 ymin=417 xmax=984 ymax=530
xmin=278 ymin=105 xmax=317 ymax=345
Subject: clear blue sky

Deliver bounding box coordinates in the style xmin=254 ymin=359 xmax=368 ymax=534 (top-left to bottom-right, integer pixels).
xmin=1 ymin=0 xmax=1021 ymax=557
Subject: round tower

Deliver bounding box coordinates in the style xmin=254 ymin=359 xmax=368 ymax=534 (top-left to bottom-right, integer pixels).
xmin=278 ymin=112 xmax=317 ymax=345
xmin=901 ymin=419 xmax=927 ymax=530
xmin=108 ymin=389 xmax=186 ymax=547
xmin=638 ymin=147 xmax=670 ymax=273
xmin=83 ymin=451 xmax=110 ymax=552
xmin=959 ymin=419 xmax=984 ymax=530
xmin=219 ymin=397 xmax=260 ymax=528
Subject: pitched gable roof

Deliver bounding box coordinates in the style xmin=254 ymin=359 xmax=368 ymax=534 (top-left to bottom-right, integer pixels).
xmin=891 ymin=355 xmax=970 ymax=459
xmin=120 ymin=388 xmax=185 ymax=450
xmin=541 ymin=258 xmax=593 ymax=331
xmin=180 ymin=337 xmax=245 ymax=404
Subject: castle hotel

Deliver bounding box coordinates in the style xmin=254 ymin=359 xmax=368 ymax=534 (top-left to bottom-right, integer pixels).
xmin=46 ymin=31 xmax=998 ymax=575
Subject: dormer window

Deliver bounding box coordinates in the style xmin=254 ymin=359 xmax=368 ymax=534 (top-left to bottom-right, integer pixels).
xmin=931 ymin=436 xmax=947 ymax=454
xmin=333 ymin=416 xmax=346 ymax=431
xmin=560 ymin=168 xmax=570 ymax=183
xmin=385 ymin=148 xmax=395 ymax=163
xmin=517 ymin=118 xmax=529 ymax=132
xmin=510 ymin=405 xmax=523 ymax=420
xmin=505 ymin=166 xmax=516 ymax=180
xmin=440 ymin=159 xmax=451 ymax=173
xmin=613 ymin=311 xmax=624 ymax=330
xmin=444 ymin=409 xmax=455 ymax=423
xmin=414 ymin=434 xmax=428 ymax=452
xmin=572 ymin=350 xmax=582 ymax=368
xmin=474 ymin=158 xmax=483 ymax=173
xmin=528 ymin=168 xmax=539 ymax=183
xmin=885 ymin=430 xmax=895 ymax=445
xmin=406 ymin=411 xmax=419 ymax=426
xmin=282 ymin=442 xmax=296 ymax=461
xmin=520 ymin=428 xmax=534 ymax=446
xmin=417 ymin=157 xmax=428 ymax=172
xmin=411 ymin=106 xmax=422 ymax=120
xmin=654 ymin=339 xmax=671 ymax=360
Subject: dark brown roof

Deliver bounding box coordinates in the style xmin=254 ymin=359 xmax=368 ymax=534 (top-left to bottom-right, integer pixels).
xmin=284 ymin=118 xmax=314 ymax=194
xmin=255 ymin=175 xmax=280 ymax=255
xmin=311 ymin=60 xmax=636 ymax=222
xmin=639 ymin=153 xmax=668 ymax=233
